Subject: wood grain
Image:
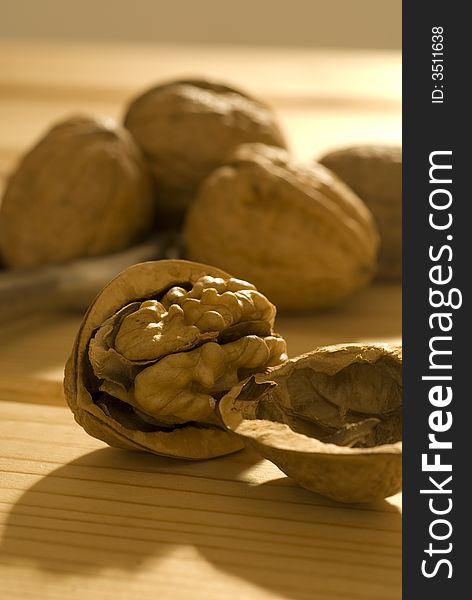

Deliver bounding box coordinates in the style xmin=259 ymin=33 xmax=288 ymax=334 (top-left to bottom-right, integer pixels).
xmin=0 ymin=40 xmax=401 ymax=177
xmin=0 ymin=40 xmax=401 ymax=599
xmin=0 ymin=401 xmax=401 ymax=600
xmin=0 ymin=283 xmax=401 ymax=407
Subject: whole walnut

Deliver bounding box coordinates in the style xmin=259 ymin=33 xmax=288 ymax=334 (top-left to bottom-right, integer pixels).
xmin=0 ymin=115 xmax=156 ymax=270
xmin=319 ymin=145 xmax=402 ymax=280
xmin=64 ymin=259 xmax=287 ymax=459
xmin=183 ymin=144 xmax=379 ymax=311
xmin=123 ymin=78 xmax=287 ymax=225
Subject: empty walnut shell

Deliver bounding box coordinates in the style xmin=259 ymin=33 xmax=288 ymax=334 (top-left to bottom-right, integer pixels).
xmin=123 ymin=78 xmax=287 ymax=224
xmin=219 ymin=343 xmax=402 ymax=502
xmin=64 ymin=259 xmax=287 ymax=459
xmin=0 ymin=115 xmax=155 ymax=269
xmin=319 ymin=145 xmax=402 ymax=280
xmin=184 ymin=144 xmax=379 ymax=310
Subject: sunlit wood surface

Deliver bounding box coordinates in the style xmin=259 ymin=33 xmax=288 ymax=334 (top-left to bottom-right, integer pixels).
xmin=0 ymin=40 xmax=401 ymax=600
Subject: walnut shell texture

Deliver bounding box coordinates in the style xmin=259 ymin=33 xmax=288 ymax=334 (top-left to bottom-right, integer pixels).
xmin=184 ymin=144 xmax=379 ymax=310
xmin=123 ymin=79 xmax=287 ymax=224
xmin=0 ymin=115 xmax=156 ymax=269
xmin=64 ymin=259 xmax=287 ymax=459
xmin=219 ymin=343 xmax=402 ymax=503
xmin=319 ymin=145 xmax=402 ymax=280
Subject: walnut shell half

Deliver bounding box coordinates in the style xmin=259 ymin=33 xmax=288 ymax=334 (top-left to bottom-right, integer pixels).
xmin=123 ymin=78 xmax=287 ymax=224
xmin=64 ymin=259 xmax=287 ymax=459
xmin=0 ymin=115 xmax=156 ymax=269
xmin=184 ymin=144 xmax=379 ymax=310
xmin=219 ymin=343 xmax=402 ymax=502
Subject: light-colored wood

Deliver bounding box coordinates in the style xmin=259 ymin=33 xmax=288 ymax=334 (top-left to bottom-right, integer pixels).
xmin=0 ymin=40 xmax=401 ymax=177
xmin=0 ymin=283 xmax=401 ymax=407
xmin=0 ymin=40 xmax=401 ymax=101
xmin=0 ymin=401 xmax=401 ymax=600
xmin=0 ymin=40 xmax=401 ymax=599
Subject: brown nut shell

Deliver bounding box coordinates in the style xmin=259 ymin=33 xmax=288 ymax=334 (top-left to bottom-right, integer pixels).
xmin=123 ymin=79 xmax=287 ymax=224
xmin=64 ymin=259 xmax=287 ymax=459
xmin=319 ymin=145 xmax=402 ymax=280
xmin=219 ymin=343 xmax=402 ymax=502
xmin=184 ymin=144 xmax=379 ymax=310
xmin=0 ymin=115 xmax=156 ymax=270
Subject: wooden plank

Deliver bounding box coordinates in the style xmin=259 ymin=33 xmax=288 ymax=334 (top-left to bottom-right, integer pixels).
xmin=0 ymin=401 xmax=401 ymax=600
xmin=0 ymin=41 xmax=402 ymax=598
xmin=0 ymin=283 xmax=400 ymax=407
xmin=0 ymin=41 xmax=401 ymax=103
xmin=0 ymin=40 xmax=401 ymax=175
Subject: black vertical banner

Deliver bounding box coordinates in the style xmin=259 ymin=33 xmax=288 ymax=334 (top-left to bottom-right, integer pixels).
xmin=403 ymin=2 xmax=469 ymax=598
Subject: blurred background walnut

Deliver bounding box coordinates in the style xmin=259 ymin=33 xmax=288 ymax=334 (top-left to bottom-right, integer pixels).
xmin=319 ymin=144 xmax=402 ymax=280
xmin=123 ymin=78 xmax=287 ymax=225
xmin=0 ymin=115 xmax=156 ymax=270
xmin=184 ymin=143 xmax=379 ymax=310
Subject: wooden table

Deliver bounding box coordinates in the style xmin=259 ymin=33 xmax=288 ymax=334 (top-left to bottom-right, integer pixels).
xmin=0 ymin=40 xmax=401 ymax=600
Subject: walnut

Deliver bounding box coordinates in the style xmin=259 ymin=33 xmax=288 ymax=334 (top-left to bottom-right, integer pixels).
xmin=219 ymin=343 xmax=402 ymax=503
xmin=319 ymin=145 xmax=402 ymax=280
xmin=183 ymin=144 xmax=379 ymax=310
xmin=0 ymin=115 xmax=156 ymax=270
xmin=123 ymin=79 xmax=287 ymax=225
xmin=64 ymin=259 xmax=287 ymax=459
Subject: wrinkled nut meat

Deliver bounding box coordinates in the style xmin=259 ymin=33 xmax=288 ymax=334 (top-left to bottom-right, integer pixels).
xmin=184 ymin=143 xmax=379 ymax=310
xmin=319 ymin=145 xmax=402 ymax=280
xmin=123 ymin=79 xmax=287 ymax=224
xmin=219 ymin=343 xmax=402 ymax=502
xmin=0 ymin=115 xmax=155 ymax=269
xmin=64 ymin=259 xmax=288 ymax=459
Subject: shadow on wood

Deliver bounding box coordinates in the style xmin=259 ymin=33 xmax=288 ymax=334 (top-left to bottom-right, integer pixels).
xmin=1 ymin=446 xmax=401 ymax=599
